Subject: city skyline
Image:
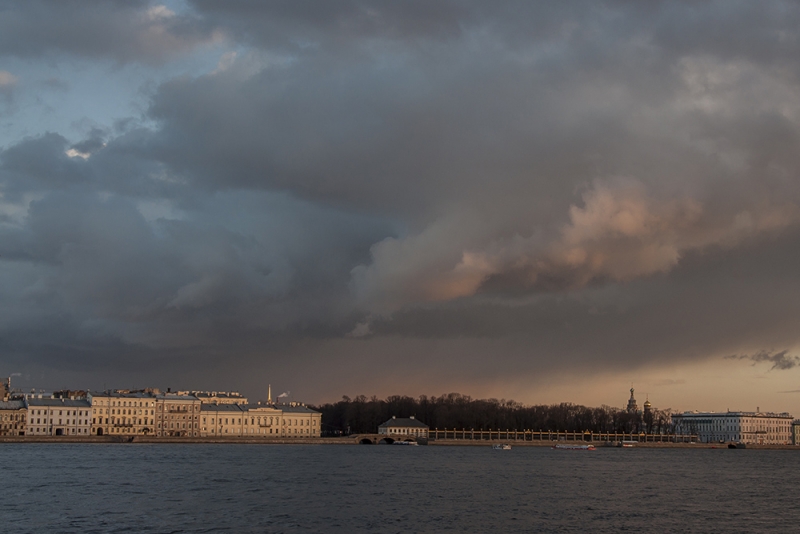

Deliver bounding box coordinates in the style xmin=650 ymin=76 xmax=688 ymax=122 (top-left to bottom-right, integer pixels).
xmin=3 ymin=2 xmax=800 ymax=414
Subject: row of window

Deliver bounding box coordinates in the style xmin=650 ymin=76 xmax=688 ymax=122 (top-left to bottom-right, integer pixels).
xmin=202 ymin=417 xmax=317 ymax=426
xmin=31 ymin=418 xmax=88 ymax=425
xmin=202 ymin=428 xmax=315 ymax=435
xmin=29 ymin=409 xmax=87 ymax=416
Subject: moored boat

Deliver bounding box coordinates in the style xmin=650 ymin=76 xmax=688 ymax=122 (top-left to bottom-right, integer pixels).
xmin=492 ymin=444 xmax=512 ymax=450
xmin=552 ymin=443 xmax=596 ymax=450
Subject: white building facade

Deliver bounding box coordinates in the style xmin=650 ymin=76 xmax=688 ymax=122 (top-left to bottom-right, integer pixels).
xmin=378 ymin=416 xmax=429 ymax=438
xmin=25 ymin=397 xmax=92 ymax=436
xmin=672 ymin=411 xmax=794 ymax=445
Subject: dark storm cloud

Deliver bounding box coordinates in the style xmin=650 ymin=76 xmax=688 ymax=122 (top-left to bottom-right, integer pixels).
xmin=138 ymin=1 xmax=800 ymax=314
xmin=726 ymin=350 xmax=800 ymax=371
xmin=188 ymin=0 xmax=469 ymax=48
xmin=3 ymin=1 xmax=800 ymax=396
xmin=0 ymin=0 xmax=216 ymax=64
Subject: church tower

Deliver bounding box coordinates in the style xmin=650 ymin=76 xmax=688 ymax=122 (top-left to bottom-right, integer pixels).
xmin=626 ymin=387 xmax=639 ymax=413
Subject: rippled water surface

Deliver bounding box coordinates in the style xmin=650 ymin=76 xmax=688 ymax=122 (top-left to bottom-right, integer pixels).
xmin=2 ymin=443 xmax=800 ymax=533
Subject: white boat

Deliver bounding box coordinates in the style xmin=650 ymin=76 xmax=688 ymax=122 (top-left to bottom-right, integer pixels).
xmin=552 ymin=443 xmax=596 ymax=451
xmin=492 ymin=444 xmax=512 ymax=450
xmin=393 ymin=440 xmax=419 ymax=446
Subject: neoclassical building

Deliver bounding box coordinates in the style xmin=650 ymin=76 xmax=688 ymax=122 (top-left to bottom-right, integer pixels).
xmin=89 ymin=391 xmax=157 ymax=436
xmin=155 ymin=393 xmax=202 ymax=437
xmin=26 ymin=396 xmax=91 ymax=436
xmin=672 ymin=410 xmax=794 ymax=444
xmin=378 ymin=416 xmax=429 ymax=438
xmin=0 ymin=399 xmax=26 ymax=436
xmin=200 ymin=402 xmax=321 ymax=438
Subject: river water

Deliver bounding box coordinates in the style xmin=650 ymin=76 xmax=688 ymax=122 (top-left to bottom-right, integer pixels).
xmin=2 ymin=443 xmax=798 ymax=533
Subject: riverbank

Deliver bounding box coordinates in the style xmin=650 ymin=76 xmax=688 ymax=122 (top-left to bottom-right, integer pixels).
xmin=2 ymin=435 xmax=798 ymax=449
xmin=0 ymin=436 xmax=354 ymax=445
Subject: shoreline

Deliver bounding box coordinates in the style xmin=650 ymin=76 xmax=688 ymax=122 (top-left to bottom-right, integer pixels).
xmin=1 ymin=436 xmax=798 ymax=449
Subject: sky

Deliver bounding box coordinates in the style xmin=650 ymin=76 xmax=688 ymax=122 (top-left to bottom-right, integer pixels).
xmin=2 ymin=0 xmax=800 ymax=414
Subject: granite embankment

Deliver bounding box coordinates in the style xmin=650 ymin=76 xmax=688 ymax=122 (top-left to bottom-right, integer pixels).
xmin=1 ymin=435 xmax=798 ymax=449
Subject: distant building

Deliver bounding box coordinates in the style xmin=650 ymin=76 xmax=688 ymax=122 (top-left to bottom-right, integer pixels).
xmin=792 ymin=420 xmax=800 ymax=446
xmin=672 ymin=411 xmax=794 ymax=445
xmin=88 ymin=391 xmax=157 ymax=436
xmin=234 ymin=403 xmax=283 ymax=437
xmin=277 ymin=404 xmax=322 ymax=438
xmin=378 ymin=416 xmax=429 ymax=438
xmin=0 ymin=399 xmax=26 ymax=436
xmin=0 ymin=377 xmax=11 ymax=401
xmin=626 ymin=388 xmax=639 ymax=414
xmin=199 ymin=402 xmax=322 ymax=438
xmin=201 ymin=403 xmax=246 ymax=436
xmin=155 ymin=393 xmax=201 ymax=437
xmin=26 ymin=397 xmax=91 ymax=436
xmin=190 ymin=391 xmax=248 ymax=405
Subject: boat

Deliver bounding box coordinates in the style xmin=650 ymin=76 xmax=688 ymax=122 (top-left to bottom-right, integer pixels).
xmin=393 ymin=440 xmax=419 ymax=446
xmin=492 ymin=444 xmax=512 ymax=450
xmin=552 ymin=443 xmax=596 ymax=450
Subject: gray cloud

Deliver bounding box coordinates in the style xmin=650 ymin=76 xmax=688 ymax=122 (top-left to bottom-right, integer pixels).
xmin=3 ymin=1 xmax=800 ymax=399
xmin=726 ymin=350 xmax=800 ymax=371
xmin=0 ymin=0 xmax=217 ymax=64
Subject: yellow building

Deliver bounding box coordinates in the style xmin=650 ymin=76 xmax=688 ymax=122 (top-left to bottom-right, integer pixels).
xmin=0 ymin=400 xmax=26 ymax=436
xmin=199 ymin=402 xmax=321 ymax=438
xmin=89 ymin=391 xmax=157 ymax=436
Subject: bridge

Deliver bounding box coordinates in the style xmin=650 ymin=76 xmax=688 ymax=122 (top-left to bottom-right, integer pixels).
xmin=351 ymin=433 xmax=423 ymax=445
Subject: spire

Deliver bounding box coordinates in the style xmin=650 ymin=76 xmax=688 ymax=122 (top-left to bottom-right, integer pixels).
xmin=268 ymin=384 xmax=272 ymax=404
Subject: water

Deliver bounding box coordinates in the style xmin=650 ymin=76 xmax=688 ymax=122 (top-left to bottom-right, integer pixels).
xmin=2 ymin=444 xmax=799 ymax=533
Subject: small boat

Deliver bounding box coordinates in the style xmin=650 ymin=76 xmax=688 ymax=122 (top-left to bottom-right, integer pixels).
xmin=393 ymin=440 xmax=419 ymax=446
xmin=552 ymin=444 xmax=596 ymax=451
xmin=492 ymin=444 xmax=512 ymax=450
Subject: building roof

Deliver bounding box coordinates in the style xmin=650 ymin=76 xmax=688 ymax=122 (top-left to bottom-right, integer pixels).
xmin=89 ymin=391 xmax=155 ymax=399
xmin=26 ymin=398 xmax=91 ymax=408
xmin=378 ymin=417 xmax=429 ymax=429
xmin=201 ymin=404 xmax=245 ymax=412
xmin=0 ymin=400 xmax=25 ymax=410
xmin=674 ymin=411 xmax=793 ymax=418
xmin=155 ymin=394 xmax=199 ymax=401
xmin=277 ymin=404 xmax=320 ymax=414
xmin=192 ymin=392 xmax=247 ymax=399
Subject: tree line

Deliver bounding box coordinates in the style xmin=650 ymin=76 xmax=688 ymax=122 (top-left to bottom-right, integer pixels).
xmin=311 ymin=393 xmax=674 ymax=435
